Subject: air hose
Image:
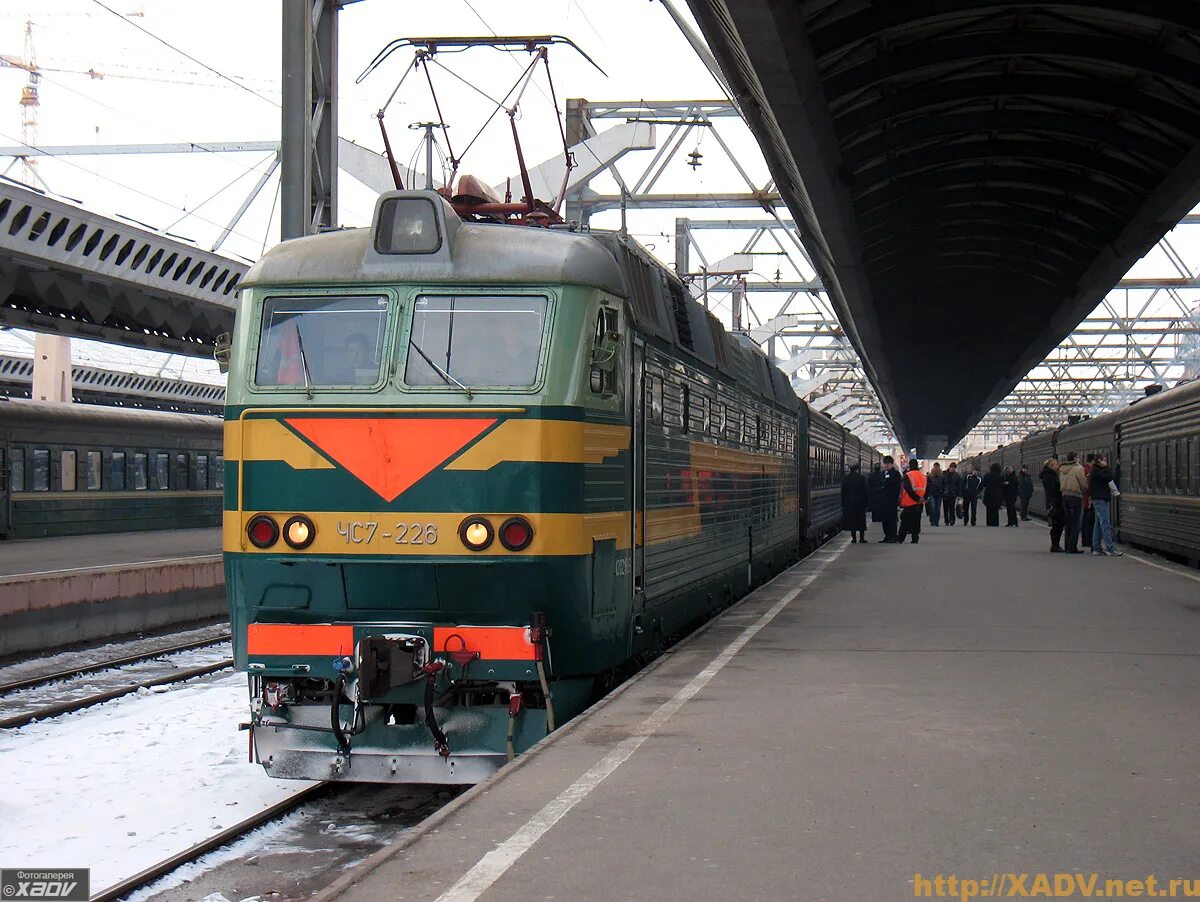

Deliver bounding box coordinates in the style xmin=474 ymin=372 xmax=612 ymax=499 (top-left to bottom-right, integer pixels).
xmin=535 ymin=659 xmax=556 ymax=733
xmin=331 ymin=676 xmax=351 ymax=757
xmin=423 ymin=662 xmax=450 ymax=757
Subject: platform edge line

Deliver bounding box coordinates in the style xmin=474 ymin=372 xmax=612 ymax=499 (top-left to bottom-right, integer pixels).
xmin=430 ymin=539 xmax=847 ymax=902
xmin=310 ymin=537 xmax=847 ymax=902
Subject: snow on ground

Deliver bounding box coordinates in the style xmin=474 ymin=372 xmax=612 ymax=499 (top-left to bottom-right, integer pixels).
xmin=0 ymin=672 xmax=314 ymax=894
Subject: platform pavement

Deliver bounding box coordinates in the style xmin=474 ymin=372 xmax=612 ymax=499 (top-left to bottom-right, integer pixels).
xmin=0 ymin=527 xmax=223 ymax=657
xmin=317 ymin=522 xmax=1200 ymax=902
xmin=0 ymin=526 xmax=219 ymax=578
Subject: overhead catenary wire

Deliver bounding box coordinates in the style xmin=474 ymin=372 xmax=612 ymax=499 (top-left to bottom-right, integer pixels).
xmin=87 ymin=0 xmax=278 ymax=107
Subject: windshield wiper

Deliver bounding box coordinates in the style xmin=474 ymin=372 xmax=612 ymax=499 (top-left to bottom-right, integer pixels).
xmin=408 ymin=338 xmax=472 ymax=399
xmin=293 ymin=322 xmax=314 ymax=399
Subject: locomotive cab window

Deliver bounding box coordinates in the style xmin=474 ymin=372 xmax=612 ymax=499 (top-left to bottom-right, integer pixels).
xmin=255 ymin=295 xmax=389 ymax=389
xmin=405 ymin=294 xmax=548 ymax=389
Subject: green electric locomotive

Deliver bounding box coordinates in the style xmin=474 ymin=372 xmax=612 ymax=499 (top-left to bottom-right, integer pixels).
xmin=224 ymin=189 xmax=811 ymax=783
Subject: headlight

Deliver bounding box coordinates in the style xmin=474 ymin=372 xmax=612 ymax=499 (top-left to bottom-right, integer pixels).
xmin=459 ymin=516 xmax=494 ymax=551
xmin=283 ymin=515 xmax=316 ymax=550
xmin=498 ymin=516 xmax=534 ymax=552
xmin=247 ymin=514 xmax=279 ymax=549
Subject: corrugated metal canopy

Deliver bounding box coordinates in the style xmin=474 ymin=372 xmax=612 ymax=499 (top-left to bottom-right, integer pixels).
xmin=685 ymin=0 xmax=1200 ymax=450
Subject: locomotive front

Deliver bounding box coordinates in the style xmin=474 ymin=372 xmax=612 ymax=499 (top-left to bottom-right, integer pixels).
xmin=224 ymin=191 xmax=634 ymax=782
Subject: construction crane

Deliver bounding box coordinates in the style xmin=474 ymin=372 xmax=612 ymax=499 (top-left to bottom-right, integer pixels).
xmin=0 ymin=20 xmax=42 ymax=186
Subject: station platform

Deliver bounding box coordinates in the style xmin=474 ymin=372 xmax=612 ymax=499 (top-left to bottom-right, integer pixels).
xmin=317 ymin=523 xmax=1200 ymax=902
xmin=0 ymin=527 xmax=223 ymax=657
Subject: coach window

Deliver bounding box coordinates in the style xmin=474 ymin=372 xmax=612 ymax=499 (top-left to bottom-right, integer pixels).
xmin=154 ymin=453 xmax=170 ymax=490
xmin=111 ymin=452 xmax=127 ymax=491
xmin=175 ymin=453 xmax=189 ymax=489
xmin=61 ymin=450 xmax=77 ymax=491
xmin=132 ymin=453 xmax=148 ymax=491
xmin=10 ymin=448 xmax=24 ymax=492
xmin=86 ymin=451 xmax=102 ymax=490
xmin=213 ymin=455 xmax=225 ymax=490
xmin=31 ymin=449 xmax=49 ymax=491
xmin=194 ymin=454 xmax=209 ymax=490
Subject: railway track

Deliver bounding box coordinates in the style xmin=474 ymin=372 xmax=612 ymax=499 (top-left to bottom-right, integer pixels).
xmin=0 ymin=632 xmax=232 ymax=695
xmin=0 ymin=634 xmax=234 ymax=730
xmin=90 ymin=783 xmax=333 ymax=902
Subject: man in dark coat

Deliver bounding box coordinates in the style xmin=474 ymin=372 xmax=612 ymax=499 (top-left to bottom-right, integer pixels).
xmin=925 ymin=463 xmax=946 ymax=526
xmin=1039 ymin=458 xmax=1064 ymax=552
xmin=867 ymin=462 xmax=884 ymax=523
xmin=942 ymin=462 xmax=962 ymax=526
xmin=961 ymin=467 xmax=983 ymax=526
xmin=1018 ymin=464 xmax=1035 ymax=521
xmin=841 ymin=464 xmax=869 ymax=543
xmin=982 ymin=462 xmax=1005 ymax=527
xmin=1002 ymin=466 xmax=1020 ymax=527
xmin=876 ymin=456 xmax=902 ymax=543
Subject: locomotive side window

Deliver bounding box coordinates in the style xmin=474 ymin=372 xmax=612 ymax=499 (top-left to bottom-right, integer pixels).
xmin=31 ymin=449 xmax=49 ymax=491
xmin=256 ymin=295 xmax=389 ymax=388
xmin=405 ymin=294 xmax=547 ymax=389
xmin=86 ymin=451 xmax=102 ymax=490
xmin=61 ymin=450 xmax=77 ymax=491
xmin=111 ymin=452 xmax=127 ymax=491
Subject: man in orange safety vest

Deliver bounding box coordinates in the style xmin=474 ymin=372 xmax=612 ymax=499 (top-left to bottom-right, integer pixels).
xmin=896 ymin=458 xmax=927 ymax=544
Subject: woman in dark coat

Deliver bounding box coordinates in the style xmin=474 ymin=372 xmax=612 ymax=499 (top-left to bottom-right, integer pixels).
xmin=841 ymin=463 xmax=869 ymax=543
xmin=1002 ymin=465 xmax=1020 ymax=527
xmin=981 ymin=462 xmax=1005 ymax=527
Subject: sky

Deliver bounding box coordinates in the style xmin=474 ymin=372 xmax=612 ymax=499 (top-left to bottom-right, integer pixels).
xmin=0 ymin=1 xmax=1197 ymax=443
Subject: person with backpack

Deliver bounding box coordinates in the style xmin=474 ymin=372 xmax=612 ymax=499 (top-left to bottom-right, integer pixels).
xmin=895 ymin=458 xmax=927 ymax=544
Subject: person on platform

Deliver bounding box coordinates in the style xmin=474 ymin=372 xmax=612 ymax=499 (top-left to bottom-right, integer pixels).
xmin=841 ymin=463 xmax=869 ymax=544
xmin=876 ymin=456 xmax=902 ymax=543
xmin=981 ymin=462 xmax=1005 ymax=527
xmin=942 ymin=461 xmax=962 ymax=526
xmin=1088 ymin=454 xmax=1123 ymax=557
xmin=1040 ymin=458 xmax=1064 ymax=553
xmin=1002 ymin=465 xmax=1020 ymax=527
xmin=1058 ymin=451 xmax=1088 ymax=553
xmin=867 ymin=461 xmax=884 ymax=527
xmin=961 ymin=466 xmax=983 ymax=525
xmin=1018 ymin=464 xmax=1035 ymax=521
xmin=925 ymin=462 xmax=945 ymax=526
xmin=1081 ymin=453 xmax=1096 ymax=550
xmin=895 ymin=458 xmax=927 ymax=544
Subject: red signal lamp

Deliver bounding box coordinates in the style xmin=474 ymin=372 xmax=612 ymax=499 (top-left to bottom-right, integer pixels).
xmin=498 ymin=516 xmax=533 ymax=552
xmin=247 ymin=514 xmax=279 ymax=549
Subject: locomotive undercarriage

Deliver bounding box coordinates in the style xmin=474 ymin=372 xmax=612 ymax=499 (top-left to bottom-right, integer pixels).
xmin=244 ymin=632 xmax=592 ymax=783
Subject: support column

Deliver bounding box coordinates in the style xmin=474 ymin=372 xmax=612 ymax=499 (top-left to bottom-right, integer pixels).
xmin=675 ymin=217 xmax=689 ymax=276
xmin=282 ymin=0 xmax=339 ymax=240
xmin=564 ymin=98 xmax=588 ymax=226
xmin=32 ymin=334 xmax=72 ymax=403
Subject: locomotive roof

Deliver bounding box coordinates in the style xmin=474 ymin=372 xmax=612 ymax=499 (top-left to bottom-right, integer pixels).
xmin=243 ymin=219 xmax=627 ymax=295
